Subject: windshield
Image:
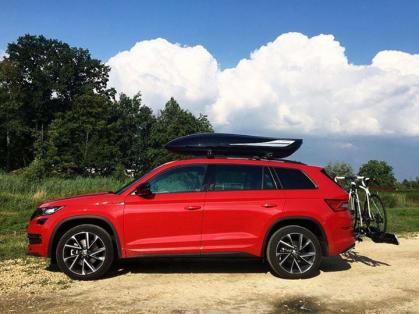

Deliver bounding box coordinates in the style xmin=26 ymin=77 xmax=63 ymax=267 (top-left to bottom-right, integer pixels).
xmin=114 ymin=171 xmax=151 ymax=195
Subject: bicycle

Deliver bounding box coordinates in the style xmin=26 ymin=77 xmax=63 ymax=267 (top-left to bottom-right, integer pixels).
xmin=335 ymin=176 xmax=387 ymax=238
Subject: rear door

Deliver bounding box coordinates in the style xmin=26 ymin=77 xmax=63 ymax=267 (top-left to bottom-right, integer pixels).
xmin=202 ymin=164 xmax=285 ymax=255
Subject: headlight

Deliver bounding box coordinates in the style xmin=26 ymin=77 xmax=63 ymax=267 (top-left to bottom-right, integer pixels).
xmin=31 ymin=206 xmax=64 ymax=220
xmin=42 ymin=206 xmax=64 ymax=215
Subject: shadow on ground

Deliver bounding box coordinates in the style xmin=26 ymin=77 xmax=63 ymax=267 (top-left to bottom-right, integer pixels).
xmin=342 ymin=250 xmax=390 ymax=266
xmin=45 ymin=250 xmax=390 ymax=279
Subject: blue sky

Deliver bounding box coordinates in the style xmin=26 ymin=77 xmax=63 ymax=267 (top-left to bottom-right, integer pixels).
xmin=1 ymin=1 xmax=419 ymax=179
xmin=2 ymin=0 xmax=419 ymax=67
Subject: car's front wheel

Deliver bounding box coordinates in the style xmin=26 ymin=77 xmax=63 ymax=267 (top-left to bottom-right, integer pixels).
xmin=266 ymin=225 xmax=322 ymax=279
xmin=56 ymin=224 xmax=114 ymax=280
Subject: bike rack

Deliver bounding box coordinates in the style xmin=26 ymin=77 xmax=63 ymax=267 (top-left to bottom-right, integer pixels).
xmin=366 ymin=231 xmax=400 ymax=245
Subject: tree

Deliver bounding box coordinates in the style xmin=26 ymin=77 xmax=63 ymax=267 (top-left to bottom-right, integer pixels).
xmin=358 ymin=160 xmax=397 ymax=187
xmin=324 ymin=162 xmax=354 ymax=179
xmin=147 ymin=97 xmax=213 ymax=169
xmin=0 ymin=34 xmax=113 ymax=171
xmin=110 ymin=93 xmax=155 ymax=175
xmin=42 ymin=92 xmax=119 ymax=176
xmin=399 ymin=177 xmax=419 ymax=190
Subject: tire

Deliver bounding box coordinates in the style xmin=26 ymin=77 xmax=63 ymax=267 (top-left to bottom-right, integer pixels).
xmin=266 ymin=225 xmax=322 ymax=279
xmin=350 ymin=193 xmax=360 ymax=233
xmin=364 ymin=194 xmax=387 ymax=233
xmin=56 ymin=224 xmax=114 ymax=280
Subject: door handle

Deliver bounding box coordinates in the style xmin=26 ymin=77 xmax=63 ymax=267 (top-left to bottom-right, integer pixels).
xmin=262 ymin=203 xmax=277 ymax=208
xmin=184 ymin=205 xmax=202 ymax=210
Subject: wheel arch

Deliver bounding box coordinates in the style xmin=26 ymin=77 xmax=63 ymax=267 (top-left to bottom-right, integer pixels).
xmin=48 ymin=215 xmax=122 ymax=260
xmin=261 ymin=216 xmax=329 ymax=257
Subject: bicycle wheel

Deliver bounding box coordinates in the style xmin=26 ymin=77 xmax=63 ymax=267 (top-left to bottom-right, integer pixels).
xmin=351 ymin=193 xmax=361 ymax=233
xmin=363 ymin=194 xmax=387 ymax=233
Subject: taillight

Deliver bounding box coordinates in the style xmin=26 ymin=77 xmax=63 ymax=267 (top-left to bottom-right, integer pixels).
xmin=325 ymin=199 xmax=349 ymax=212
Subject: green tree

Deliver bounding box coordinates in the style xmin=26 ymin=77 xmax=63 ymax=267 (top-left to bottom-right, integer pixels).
xmin=147 ymin=97 xmax=213 ymax=169
xmin=0 ymin=34 xmax=113 ymax=170
xmin=358 ymin=160 xmax=397 ymax=187
xmin=325 ymin=162 xmax=354 ymax=179
xmin=42 ymin=92 xmax=119 ymax=176
xmin=110 ymin=93 xmax=155 ymax=175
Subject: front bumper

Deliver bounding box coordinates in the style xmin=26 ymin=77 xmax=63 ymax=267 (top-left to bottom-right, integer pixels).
xmin=26 ymin=217 xmax=52 ymax=257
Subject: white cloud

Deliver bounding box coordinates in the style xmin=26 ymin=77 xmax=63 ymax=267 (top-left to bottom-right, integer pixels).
xmin=0 ymin=49 xmax=6 ymax=61
xmin=107 ymin=33 xmax=419 ymax=136
xmin=107 ymin=38 xmax=218 ymax=114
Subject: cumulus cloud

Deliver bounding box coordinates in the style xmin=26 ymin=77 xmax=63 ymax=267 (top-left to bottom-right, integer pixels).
xmin=107 ymin=33 xmax=419 ymax=136
xmin=107 ymin=38 xmax=218 ymax=114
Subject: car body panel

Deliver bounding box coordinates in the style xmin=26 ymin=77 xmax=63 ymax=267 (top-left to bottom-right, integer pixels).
xmin=123 ymin=192 xmax=205 ymax=256
xmin=202 ymin=189 xmax=285 ymax=255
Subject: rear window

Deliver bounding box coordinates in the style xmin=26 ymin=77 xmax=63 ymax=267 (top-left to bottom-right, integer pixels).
xmin=273 ymin=167 xmax=316 ymax=189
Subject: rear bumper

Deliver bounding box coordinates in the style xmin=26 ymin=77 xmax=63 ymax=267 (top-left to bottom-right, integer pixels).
xmin=326 ymin=211 xmax=356 ymax=256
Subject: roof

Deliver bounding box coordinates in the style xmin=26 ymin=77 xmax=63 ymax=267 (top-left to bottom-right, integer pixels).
xmin=164 ymin=157 xmax=322 ymax=170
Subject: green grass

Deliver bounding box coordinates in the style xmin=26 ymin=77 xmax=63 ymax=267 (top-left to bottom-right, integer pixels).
xmin=387 ymin=207 xmax=419 ymax=234
xmin=0 ymin=173 xmax=129 ymax=232
xmin=0 ymin=232 xmax=27 ymax=260
xmin=0 ymin=173 xmax=129 ymax=261
xmin=0 ymin=173 xmax=418 ymax=261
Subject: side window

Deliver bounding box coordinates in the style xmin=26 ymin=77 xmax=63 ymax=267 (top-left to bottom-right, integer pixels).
xmin=274 ymin=167 xmax=316 ymax=189
xmin=211 ymin=165 xmax=263 ymax=191
xmin=263 ymin=167 xmax=276 ymax=189
xmin=149 ymin=165 xmax=206 ymax=193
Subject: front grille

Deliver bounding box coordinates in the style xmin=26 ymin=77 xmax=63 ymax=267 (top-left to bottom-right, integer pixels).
xmin=28 ymin=233 xmax=42 ymax=245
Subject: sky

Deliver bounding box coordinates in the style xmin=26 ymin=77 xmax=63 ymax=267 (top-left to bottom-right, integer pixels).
xmin=1 ymin=0 xmax=419 ymax=179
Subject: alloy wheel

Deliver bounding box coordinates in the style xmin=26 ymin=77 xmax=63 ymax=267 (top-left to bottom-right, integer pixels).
xmin=275 ymin=232 xmax=316 ymax=274
xmin=62 ymin=231 xmax=106 ymax=276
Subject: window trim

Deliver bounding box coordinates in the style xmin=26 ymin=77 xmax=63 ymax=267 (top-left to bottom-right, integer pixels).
xmin=270 ymin=166 xmax=318 ymax=190
xmin=132 ymin=164 xmax=208 ymax=195
xmin=263 ymin=166 xmax=278 ymax=190
xmin=205 ymin=164 xmax=278 ymax=193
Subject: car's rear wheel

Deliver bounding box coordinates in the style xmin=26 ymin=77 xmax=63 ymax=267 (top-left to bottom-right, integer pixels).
xmin=56 ymin=224 xmax=114 ymax=280
xmin=266 ymin=225 xmax=322 ymax=279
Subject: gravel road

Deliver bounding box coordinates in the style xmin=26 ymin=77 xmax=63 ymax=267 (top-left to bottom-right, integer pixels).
xmin=1 ymin=236 xmax=418 ymax=313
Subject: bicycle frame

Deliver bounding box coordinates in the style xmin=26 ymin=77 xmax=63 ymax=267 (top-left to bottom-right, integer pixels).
xmin=336 ymin=176 xmax=373 ymax=233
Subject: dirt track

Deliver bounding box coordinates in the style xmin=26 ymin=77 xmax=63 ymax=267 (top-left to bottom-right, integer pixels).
xmin=1 ymin=236 xmax=419 ymax=313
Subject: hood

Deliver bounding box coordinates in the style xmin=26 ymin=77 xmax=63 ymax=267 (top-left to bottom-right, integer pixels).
xmin=39 ymin=192 xmax=120 ymax=208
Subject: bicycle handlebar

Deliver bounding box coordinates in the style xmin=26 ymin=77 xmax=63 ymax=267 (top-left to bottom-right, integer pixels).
xmin=334 ymin=175 xmax=371 ymax=183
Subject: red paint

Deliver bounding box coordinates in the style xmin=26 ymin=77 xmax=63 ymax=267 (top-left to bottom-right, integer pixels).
xmin=27 ymin=158 xmax=354 ymax=259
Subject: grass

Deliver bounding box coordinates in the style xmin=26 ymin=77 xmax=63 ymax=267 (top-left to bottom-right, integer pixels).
xmin=0 ymin=173 xmax=418 ymax=261
xmin=0 ymin=173 xmax=128 ymax=232
xmin=0 ymin=173 xmax=129 ymax=261
xmin=387 ymin=207 xmax=419 ymax=234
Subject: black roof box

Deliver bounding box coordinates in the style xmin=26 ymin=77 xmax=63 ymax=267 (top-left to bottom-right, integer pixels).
xmin=165 ymin=133 xmax=302 ymax=159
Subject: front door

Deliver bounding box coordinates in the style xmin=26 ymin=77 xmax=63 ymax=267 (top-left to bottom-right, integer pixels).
xmin=124 ymin=165 xmax=207 ymax=256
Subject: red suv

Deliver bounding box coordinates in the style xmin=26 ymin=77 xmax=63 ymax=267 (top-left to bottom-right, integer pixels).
xmin=27 ymin=157 xmax=354 ymax=280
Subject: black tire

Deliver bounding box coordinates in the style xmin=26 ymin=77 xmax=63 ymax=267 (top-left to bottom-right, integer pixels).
xmin=364 ymin=194 xmax=387 ymax=233
xmin=56 ymin=224 xmax=114 ymax=280
xmin=266 ymin=225 xmax=322 ymax=279
xmin=351 ymin=194 xmax=361 ymax=234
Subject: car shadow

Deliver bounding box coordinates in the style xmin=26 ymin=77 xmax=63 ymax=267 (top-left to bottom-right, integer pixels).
xmin=107 ymin=257 xmax=269 ymax=278
xmin=45 ymin=251 xmax=389 ymax=279
xmin=105 ymin=255 xmax=354 ymax=279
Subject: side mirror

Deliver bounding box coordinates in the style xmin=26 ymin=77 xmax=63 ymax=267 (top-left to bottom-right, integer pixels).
xmin=135 ymin=182 xmax=152 ymax=197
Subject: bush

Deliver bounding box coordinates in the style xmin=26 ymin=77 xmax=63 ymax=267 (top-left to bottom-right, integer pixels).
xmin=112 ymin=164 xmax=128 ymax=181
xmin=21 ymin=158 xmax=48 ymax=181
xmin=380 ymin=193 xmax=398 ymax=208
